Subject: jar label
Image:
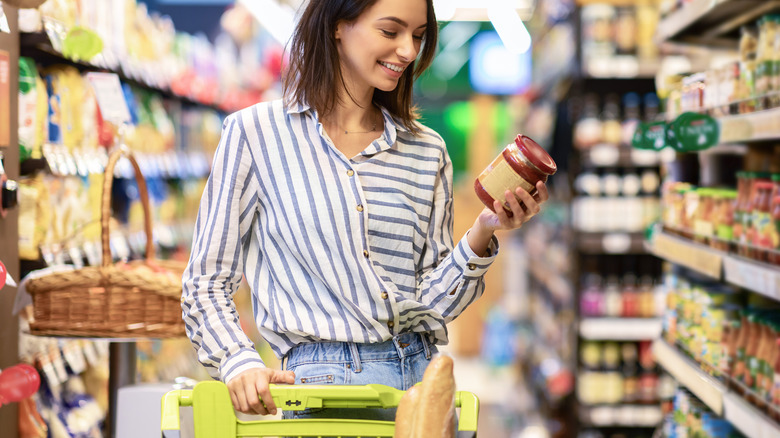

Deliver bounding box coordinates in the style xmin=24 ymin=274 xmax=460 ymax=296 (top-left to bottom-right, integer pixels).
xmin=477 ymin=157 xmax=534 ymax=208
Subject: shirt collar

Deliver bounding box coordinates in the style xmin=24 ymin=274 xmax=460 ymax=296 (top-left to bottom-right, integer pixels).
xmin=284 ymin=98 xmax=411 ymax=134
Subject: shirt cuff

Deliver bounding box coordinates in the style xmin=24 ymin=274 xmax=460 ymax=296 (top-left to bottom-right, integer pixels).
xmin=454 ymin=230 xmax=500 ymax=277
xmin=221 ymin=347 xmax=266 ymax=383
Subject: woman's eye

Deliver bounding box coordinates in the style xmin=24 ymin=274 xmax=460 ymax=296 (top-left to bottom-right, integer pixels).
xmin=413 ymin=34 xmax=424 ymax=41
xmin=381 ymin=29 xmax=397 ymax=37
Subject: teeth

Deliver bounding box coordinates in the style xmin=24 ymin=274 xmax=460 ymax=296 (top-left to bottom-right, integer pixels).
xmin=380 ymin=61 xmax=403 ymax=73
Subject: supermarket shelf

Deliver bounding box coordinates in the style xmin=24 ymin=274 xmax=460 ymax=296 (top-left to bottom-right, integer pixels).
xmin=646 ymin=228 xmax=724 ymax=279
xmin=723 ymin=255 xmax=780 ymax=301
xmin=19 ymin=32 xmax=228 ymax=111
xmin=583 ymin=56 xmax=660 ymax=79
xmin=648 ymin=227 xmax=780 ymax=301
xmin=655 ymin=0 xmax=780 ymax=46
xmin=652 ymin=340 xmax=725 ymax=415
xmin=653 ymin=340 xmax=780 ymax=438
xmin=579 ymin=318 xmax=662 ymax=341
xmin=580 ymin=145 xmax=661 ymax=168
xmin=579 ymin=404 xmax=664 ymax=428
xmin=576 ymin=232 xmax=648 ymax=255
xmin=723 ymin=392 xmax=780 ymax=438
xmin=718 ymin=107 xmax=780 ymax=144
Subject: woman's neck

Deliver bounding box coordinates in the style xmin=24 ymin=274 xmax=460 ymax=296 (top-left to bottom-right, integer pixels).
xmin=324 ymin=88 xmax=379 ymax=134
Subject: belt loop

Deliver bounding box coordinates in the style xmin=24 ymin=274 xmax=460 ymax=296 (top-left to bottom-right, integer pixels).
xmin=392 ymin=336 xmax=404 ymax=359
xmin=281 ymin=353 xmax=287 ymax=371
xmin=420 ymin=333 xmax=432 ymax=360
xmin=348 ymin=342 xmax=363 ymax=373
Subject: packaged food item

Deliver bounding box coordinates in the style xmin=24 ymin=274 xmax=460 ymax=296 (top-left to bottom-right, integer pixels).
xmin=751 ymin=180 xmax=775 ymax=262
xmin=713 ymin=189 xmax=737 ymax=251
xmin=739 ymin=25 xmax=758 ymax=114
xmin=756 ymin=16 xmax=777 ymax=108
xmin=770 ymin=194 xmax=780 ymax=265
xmin=474 ymin=134 xmax=556 ymax=216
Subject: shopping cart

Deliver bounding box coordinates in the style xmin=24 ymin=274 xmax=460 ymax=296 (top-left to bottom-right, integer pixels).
xmin=161 ymin=380 xmax=479 ymax=437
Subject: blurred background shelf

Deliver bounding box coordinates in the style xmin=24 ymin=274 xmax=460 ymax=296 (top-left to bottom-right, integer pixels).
xmin=579 ymin=318 xmax=662 ymax=341
xmin=655 ymin=0 xmax=780 ymax=47
xmin=651 ymin=339 xmax=725 ymax=415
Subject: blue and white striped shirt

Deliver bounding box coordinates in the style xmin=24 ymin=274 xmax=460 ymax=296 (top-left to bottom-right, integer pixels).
xmin=182 ymin=99 xmax=499 ymax=382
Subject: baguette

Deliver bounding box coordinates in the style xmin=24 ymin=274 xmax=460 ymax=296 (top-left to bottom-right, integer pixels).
xmin=393 ymin=384 xmax=421 ymax=438
xmin=411 ymin=355 xmax=456 ymax=438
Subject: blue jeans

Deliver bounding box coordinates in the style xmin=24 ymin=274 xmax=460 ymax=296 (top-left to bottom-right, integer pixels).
xmin=281 ymin=332 xmax=436 ymax=422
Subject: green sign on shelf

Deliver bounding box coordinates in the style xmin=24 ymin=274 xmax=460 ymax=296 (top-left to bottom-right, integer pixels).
xmin=632 ymin=121 xmax=667 ymax=150
xmin=631 ymin=112 xmax=720 ymax=152
xmin=668 ymin=112 xmax=720 ymax=152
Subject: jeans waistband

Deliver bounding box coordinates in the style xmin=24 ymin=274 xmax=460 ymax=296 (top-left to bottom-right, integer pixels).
xmin=283 ymin=332 xmax=433 ymax=373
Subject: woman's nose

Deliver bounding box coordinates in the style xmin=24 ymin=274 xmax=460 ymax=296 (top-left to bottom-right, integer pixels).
xmin=397 ymin=35 xmax=418 ymax=63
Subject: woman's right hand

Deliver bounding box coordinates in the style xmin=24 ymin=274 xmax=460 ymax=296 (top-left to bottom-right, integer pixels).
xmin=226 ymin=367 xmax=296 ymax=415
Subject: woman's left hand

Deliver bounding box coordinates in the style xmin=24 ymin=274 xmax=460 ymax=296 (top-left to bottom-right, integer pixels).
xmin=477 ymin=180 xmax=550 ymax=233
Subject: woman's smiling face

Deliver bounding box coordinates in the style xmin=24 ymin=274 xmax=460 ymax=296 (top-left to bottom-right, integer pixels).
xmin=334 ymin=0 xmax=428 ymax=94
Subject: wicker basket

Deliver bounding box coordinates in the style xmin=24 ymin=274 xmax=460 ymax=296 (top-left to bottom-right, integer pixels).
xmin=26 ymin=147 xmax=186 ymax=338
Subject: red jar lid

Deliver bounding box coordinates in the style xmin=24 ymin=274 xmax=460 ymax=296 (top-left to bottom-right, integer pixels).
xmin=515 ymin=135 xmax=556 ymax=175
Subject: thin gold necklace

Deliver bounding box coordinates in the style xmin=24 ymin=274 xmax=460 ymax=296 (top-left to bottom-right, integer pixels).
xmin=343 ymin=121 xmax=378 ymax=134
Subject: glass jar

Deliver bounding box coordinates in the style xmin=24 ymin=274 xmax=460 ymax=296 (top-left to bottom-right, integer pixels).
xmin=714 ymin=190 xmax=737 ymax=251
xmin=475 ymin=134 xmax=557 ymax=217
xmin=753 ymin=181 xmax=775 ymax=262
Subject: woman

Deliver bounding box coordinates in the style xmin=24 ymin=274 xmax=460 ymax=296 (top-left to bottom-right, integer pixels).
xmin=181 ymin=0 xmax=549 ymax=421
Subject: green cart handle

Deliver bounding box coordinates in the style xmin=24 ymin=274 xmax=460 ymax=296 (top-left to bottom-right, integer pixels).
xmin=161 ymin=381 xmax=478 ymax=437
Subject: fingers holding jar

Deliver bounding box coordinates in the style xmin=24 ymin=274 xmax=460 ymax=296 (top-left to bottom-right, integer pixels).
xmin=494 ymin=181 xmax=548 ymax=229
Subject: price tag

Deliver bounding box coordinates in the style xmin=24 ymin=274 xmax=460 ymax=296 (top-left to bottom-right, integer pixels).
xmin=590 ymin=144 xmax=620 ymax=166
xmin=723 ymin=393 xmax=759 ymax=438
xmin=86 ymin=72 xmax=132 ymax=126
xmin=603 ymin=233 xmax=632 ymax=253
xmin=724 ymin=255 xmax=776 ymax=299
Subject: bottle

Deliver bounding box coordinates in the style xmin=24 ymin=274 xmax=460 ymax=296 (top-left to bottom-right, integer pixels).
xmin=603 ymin=275 xmax=623 ymax=317
xmin=643 ymin=93 xmax=660 ymax=122
xmin=621 ymin=273 xmax=640 ymax=318
xmin=622 ymin=342 xmax=640 ymax=403
xmin=638 ymin=275 xmax=656 ymax=318
xmin=621 ymin=92 xmax=641 ymax=147
xmin=581 ymin=273 xmax=604 ymax=317
xmin=601 ymin=94 xmax=623 ymax=146
xmin=602 ymin=342 xmax=624 ymax=403
xmin=575 ymin=94 xmax=603 ymax=149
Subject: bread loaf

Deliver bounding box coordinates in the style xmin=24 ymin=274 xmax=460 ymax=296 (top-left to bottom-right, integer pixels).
xmin=393 ymin=384 xmax=420 ymax=438
xmin=411 ymin=355 xmax=456 ymax=438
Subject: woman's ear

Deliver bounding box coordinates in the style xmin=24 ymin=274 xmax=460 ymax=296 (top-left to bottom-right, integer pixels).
xmin=334 ymin=21 xmax=343 ymax=40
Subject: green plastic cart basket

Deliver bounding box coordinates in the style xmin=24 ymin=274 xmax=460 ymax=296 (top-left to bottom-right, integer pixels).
xmin=161 ymin=381 xmax=479 ymax=438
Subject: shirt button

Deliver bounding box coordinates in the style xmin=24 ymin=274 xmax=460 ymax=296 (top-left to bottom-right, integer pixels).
xmin=387 ymin=321 xmax=394 ymax=328
xmin=363 ymin=250 xmax=369 ymax=258
xmin=356 ymin=204 xmax=364 ymax=212
xmin=467 ymin=263 xmax=476 ymax=271
xmin=346 ymin=169 xmax=354 ymax=177
xmin=380 ymin=291 xmax=388 ymax=300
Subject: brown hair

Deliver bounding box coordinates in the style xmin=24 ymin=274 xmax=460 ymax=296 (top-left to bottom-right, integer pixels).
xmin=283 ymin=0 xmax=438 ymax=134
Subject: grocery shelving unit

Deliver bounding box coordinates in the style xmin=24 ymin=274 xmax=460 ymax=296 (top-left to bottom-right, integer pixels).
xmin=579 ymin=318 xmax=662 ymax=341
xmin=652 ymin=340 xmax=780 ymax=438
xmin=655 ymin=0 xmax=780 ymax=47
xmin=569 ymin=3 xmax=671 ymax=436
xmin=3 ymin=17 xmax=225 ymax=438
xmin=650 ymin=2 xmax=780 ymax=436
xmin=647 ymin=227 xmax=780 ymax=301
xmin=0 ymin=4 xmax=22 ymax=437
